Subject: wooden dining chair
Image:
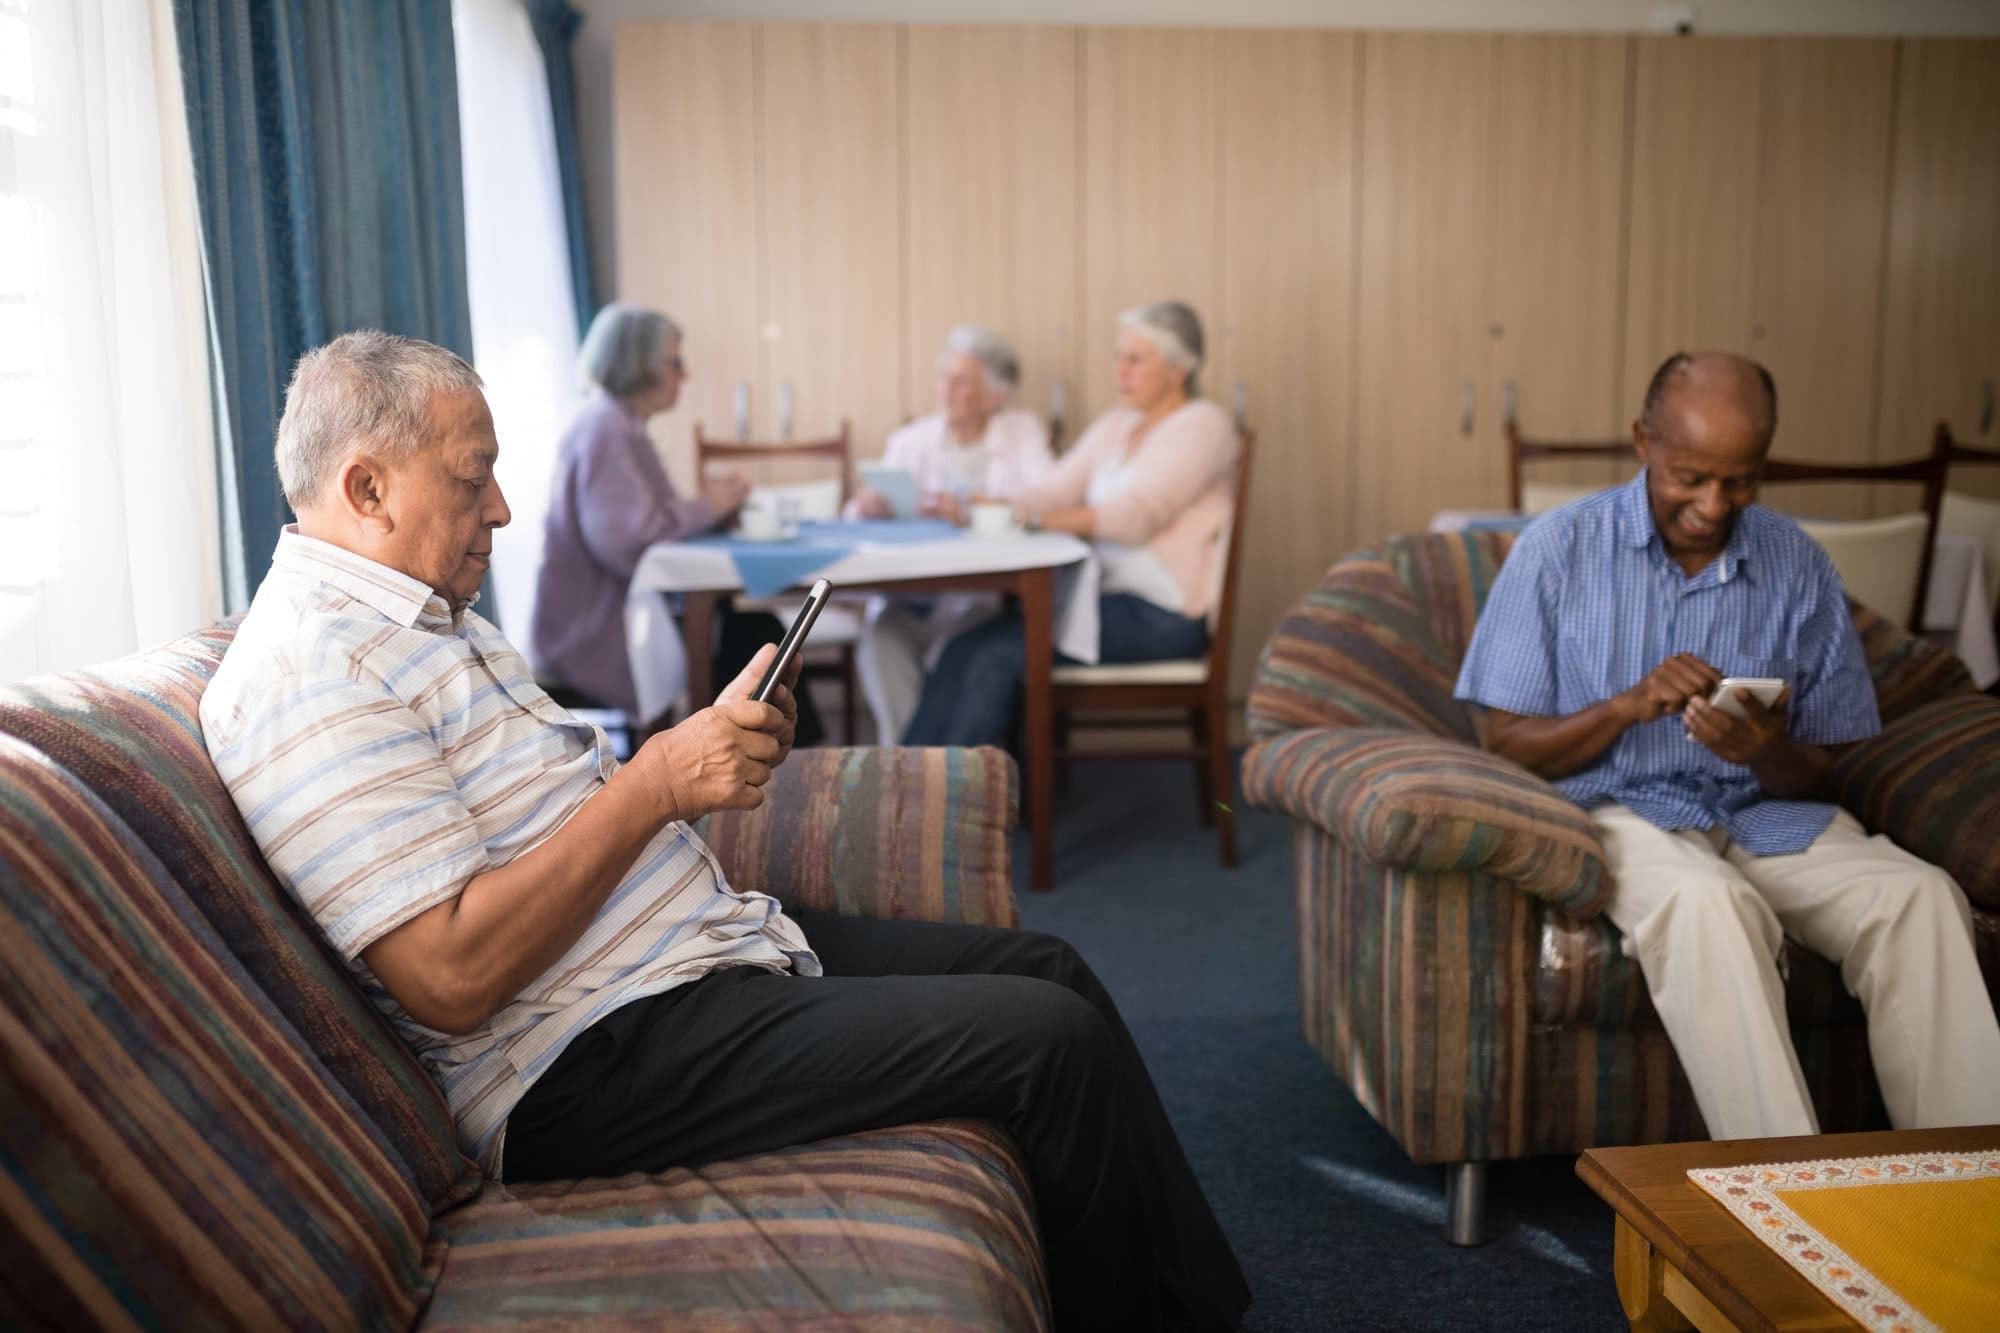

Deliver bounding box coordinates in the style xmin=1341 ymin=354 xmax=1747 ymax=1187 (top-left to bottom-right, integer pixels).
xmin=693 ymin=421 xmax=861 ymax=743
xmin=1937 ymin=422 xmax=2000 ymax=633
xmin=1048 ymin=430 xmax=1256 ymax=867
xmin=1760 ymin=446 xmax=1949 ymax=631
xmin=1505 ymin=419 xmax=1633 ymax=514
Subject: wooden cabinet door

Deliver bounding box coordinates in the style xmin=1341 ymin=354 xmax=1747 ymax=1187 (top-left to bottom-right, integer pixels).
xmin=1620 ymin=38 xmax=1763 ymax=411
xmin=1352 ymin=33 xmax=1494 ymax=546
xmin=1214 ymin=30 xmax=1360 ymax=697
xmin=760 ymin=24 xmax=905 ymax=464
xmin=903 ymin=26 xmax=1080 ymax=454
xmin=1486 ymin=34 xmax=1633 ymax=502
xmin=1879 ymin=39 xmax=2000 ymax=499
xmin=1753 ymin=38 xmax=1898 ymax=518
xmin=612 ymin=23 xmax=760 ymax=491
xmin=1081 ymin=28 xmax=1222 ymax=425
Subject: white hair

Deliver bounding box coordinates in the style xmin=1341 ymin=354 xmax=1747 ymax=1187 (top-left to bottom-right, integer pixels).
xmin=937 ymin=324 xmax=1021 ymax=396
xmin=578 ymin=302 xmax=682 ymax=398
xmin=276 ymin=330 xmax=484 ymax=508
xmin=1118 ymin=300 xmax=1205 ymax=397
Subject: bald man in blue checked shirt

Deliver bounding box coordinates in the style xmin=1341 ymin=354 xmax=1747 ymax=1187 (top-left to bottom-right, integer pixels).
xmin=1456 ymin=351 xmax=2000 ymax=1140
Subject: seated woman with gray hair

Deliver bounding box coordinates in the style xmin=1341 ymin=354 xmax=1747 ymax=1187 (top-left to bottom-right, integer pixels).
xmin=533 ymin=302 xmax=821 ymax=743
xmin=903 ymin=301 xmax=1239 ymax=746
xmin=848 ymin=325 xmax=1056 ymax=742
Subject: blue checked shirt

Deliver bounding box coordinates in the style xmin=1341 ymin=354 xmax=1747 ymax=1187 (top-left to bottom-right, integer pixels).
xmin=1454 ymin=471 xmax=1880 ymax=855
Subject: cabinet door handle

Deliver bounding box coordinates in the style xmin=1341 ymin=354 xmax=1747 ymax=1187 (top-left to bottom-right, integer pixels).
xmin=1233 ymin=380 xmax=1249 ymax=432
xmin=1460 ymin=382 xmax=1476 ymax=438
xmin=778 ymin=382 xmax=795 ymax=440
xmin=733 ymin=382 xmax=751 ymax=440
xmin=1981 ymin=378 xmax=1995 ymax=436
xmin=1503 ymin=380 xmax=1518 ymax=432
xmin=1050 ymin=380 xmax=1068 ymax=443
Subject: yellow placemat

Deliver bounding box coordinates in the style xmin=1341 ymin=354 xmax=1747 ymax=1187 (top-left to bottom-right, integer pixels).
xmin=1690 ymin=1152 xmax=2000 ymax=1333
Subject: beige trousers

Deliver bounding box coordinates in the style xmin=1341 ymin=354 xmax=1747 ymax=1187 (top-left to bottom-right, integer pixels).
xmin=1592 ymin=803 xmax=2000 ymax=1139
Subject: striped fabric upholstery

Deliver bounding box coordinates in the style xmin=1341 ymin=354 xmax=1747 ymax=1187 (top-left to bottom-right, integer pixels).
xmin=0 ymin=624 xmax=480 ymax=1214
xmin=1255 ymin=532 xmax=1996 ymax=1168
xmin=420 ymin=1121 xmax=1048 ymax=1332
xmin=699 ymin=745 xmax=1020 ymax=927
xmin=0 ymin=735 xmax=442 ymax=1331
xmin=1832 ymin=691 xmax=2000 ymax=915
xmin=1242 ymin=727 xmax=1608 ymax=918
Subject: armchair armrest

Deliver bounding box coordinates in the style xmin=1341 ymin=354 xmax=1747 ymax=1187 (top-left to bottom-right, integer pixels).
xmin=697 ymin=745 xmax=1019 ymax=927
xmin=1242 ymin=727 xmax=1610 ymax=919
xmin=1832 ymin=692 xmax=2000 ymax=912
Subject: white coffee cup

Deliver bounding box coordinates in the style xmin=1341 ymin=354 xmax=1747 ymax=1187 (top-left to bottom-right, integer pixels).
xmin=737 ymin=505 xmax=782 ymax=540
xmin=970 ymin=501 xmax=1018 ymax=539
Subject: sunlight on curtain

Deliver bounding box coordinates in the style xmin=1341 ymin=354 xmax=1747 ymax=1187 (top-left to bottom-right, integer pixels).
xmin=452 ymin=0 xmax=579 ymax=660
xmin=0 ymin=0 xmax=219 ymax=685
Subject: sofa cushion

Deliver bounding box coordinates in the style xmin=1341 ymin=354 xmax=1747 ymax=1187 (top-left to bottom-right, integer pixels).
xmin=1849 ymin=599 xmax=1976 ymax=723
xmin=1831 ymin=691 xmax=2000 ymax=912
xmin=1242 ymin=727 xmax=1610 ymax=918
xmin=0 ymin=624 xmax=481 ymax=1213
xmin=0 ymin=737 xmax=442 ymax=1331
xmin=699 ymin=745 xmax=1020 ymax=927
xmin=418 ymin=1120 xmax=1047 ymax=1331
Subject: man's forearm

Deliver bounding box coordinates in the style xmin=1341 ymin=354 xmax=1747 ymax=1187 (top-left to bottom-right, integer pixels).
xmin=1747 ymin=736 xmax=1834 ymax=800
xmin=1484 ymin=695 xmax=1639 ymax=780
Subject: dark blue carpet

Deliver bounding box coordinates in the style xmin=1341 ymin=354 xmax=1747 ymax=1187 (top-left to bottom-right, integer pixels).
xmin=1014 ymin=756 xmax=1629 ymax=1332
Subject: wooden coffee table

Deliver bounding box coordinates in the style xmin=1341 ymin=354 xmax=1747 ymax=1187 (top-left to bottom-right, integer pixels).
xmin=1577 ymin=1125 xmax=2000 ymax=1332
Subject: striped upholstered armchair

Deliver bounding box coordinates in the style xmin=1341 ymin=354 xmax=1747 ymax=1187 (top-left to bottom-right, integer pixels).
xmin=1242 ymin=530 xmax=2000 ymax=1244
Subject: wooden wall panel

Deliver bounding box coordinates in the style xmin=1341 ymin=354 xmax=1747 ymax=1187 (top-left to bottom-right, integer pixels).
xmin=1752 ymin=39 xmax=1898 ymax=518
xmin=1621 ymin=39 xmax=1763 ymax=412
xmin=760 ymin=24 xmax=905 ymax=468
xmin=612 ymin=24 xmax=759 ymax=489
xmin=1878 ymin=39 xmax=2000 ymax=500
xmin=902 ymin=26 xmax=1080 ymax=453
xmin=1488 ymin=34 xmax=1634 ymax=501
xmin=1352 ymin=33 xmax=1494 ymax=546
xmin=1214 ymin=30 xmax=1359 ymax=695
xmin=1081 ymin=28 xmax=1221 ymax=424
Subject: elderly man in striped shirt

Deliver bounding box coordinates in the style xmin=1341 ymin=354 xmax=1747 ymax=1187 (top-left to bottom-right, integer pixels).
xmin=1456 ymin=350 xmax=2000 ymax=1141
xmin=200 ymin=331 xmax=1248 ymax=1333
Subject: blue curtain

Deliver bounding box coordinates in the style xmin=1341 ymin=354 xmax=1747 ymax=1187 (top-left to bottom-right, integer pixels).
xmin=526 ymin=0 xmax=597 ymax=337
xmin=173 ymin=0 xmax=473 ymax=607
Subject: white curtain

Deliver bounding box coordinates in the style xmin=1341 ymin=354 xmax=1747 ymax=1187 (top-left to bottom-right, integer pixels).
xmin=452 ymin=0 xmax=580 ymax=664
xmin=0 ymin=0 xmax=221 ymax=685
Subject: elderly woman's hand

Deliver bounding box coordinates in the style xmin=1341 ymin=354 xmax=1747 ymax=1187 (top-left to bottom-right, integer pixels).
xmin=702 ymin=472 xmax=752 ymax=518
xmin=853 ymin=486 xmax=895 ymax=520
xmin=921 ymin=492 xmax=971 ymax=526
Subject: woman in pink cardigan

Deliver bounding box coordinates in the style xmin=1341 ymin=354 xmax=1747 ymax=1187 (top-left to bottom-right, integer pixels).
xmin=903 ymin=301 xmax=1239 ymax=745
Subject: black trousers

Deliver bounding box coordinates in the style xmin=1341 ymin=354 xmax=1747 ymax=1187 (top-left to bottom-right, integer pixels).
xmin=503 ymin=911 xmax=1249 ymax=1332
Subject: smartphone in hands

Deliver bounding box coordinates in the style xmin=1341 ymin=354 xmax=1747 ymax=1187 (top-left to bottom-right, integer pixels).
xmin=752 ymin=579 xmax=832 ymax=704
xmin=1707 ymin=676 xmax=1786 ymax=721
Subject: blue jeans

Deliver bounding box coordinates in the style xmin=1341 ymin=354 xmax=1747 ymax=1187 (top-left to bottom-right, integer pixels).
xmin=902 ymin=593 xmax=1211 ymax=746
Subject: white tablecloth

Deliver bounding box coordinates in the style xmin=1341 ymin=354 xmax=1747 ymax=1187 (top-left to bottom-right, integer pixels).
xmin=625 ymin=532 xmax=1096 ymax=722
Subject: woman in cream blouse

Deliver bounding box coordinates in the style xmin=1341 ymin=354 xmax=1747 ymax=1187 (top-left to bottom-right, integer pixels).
xmin=850 ymin=326 xmax=1056 ymax=743
xmin=902 ymin=301 xmax=1238 ymax=746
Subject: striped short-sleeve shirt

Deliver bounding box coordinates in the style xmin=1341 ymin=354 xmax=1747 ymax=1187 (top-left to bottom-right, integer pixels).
xmin=1454 ymin=472 xmax=1881 ymax=855
xmin=201 ymin=530 xmax=819 ymax=1173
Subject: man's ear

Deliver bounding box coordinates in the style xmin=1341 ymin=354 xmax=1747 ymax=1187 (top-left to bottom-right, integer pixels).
xmin=336 ymin=454 xmax=394 ymax=532
xmin=1631 ymin=418 xmax=1651 ymax=467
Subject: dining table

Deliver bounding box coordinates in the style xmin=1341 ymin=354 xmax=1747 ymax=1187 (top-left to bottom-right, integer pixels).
xmin=625 ymin=519 xmax=1096 ymax=890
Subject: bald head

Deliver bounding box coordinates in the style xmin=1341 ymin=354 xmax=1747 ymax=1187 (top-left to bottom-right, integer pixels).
xmin=1639 ymin=351 xmax=1778 ymax=451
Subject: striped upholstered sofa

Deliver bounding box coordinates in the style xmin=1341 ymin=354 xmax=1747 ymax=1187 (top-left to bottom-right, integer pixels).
xmin=0 ymin=623 xmax=1048 ymax=1329
xmin=1243 ymin=530 xmax=2000 ymax=1242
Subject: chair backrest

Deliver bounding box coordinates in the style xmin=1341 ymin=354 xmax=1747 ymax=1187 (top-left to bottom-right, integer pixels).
xmin=695 ymin=420 xmax=853 ymax=503
xmin=1794 ymin=513 xmax=1933 ymax=631
xmin=1505 ymin=419 xmax=1633 ymax=512
xmin=1761 ymin=444 xmax=1949 ymax=629
xmin=1939 ymin=422 xmax=2000 ymax=620
xmin=1203 ymin=429 xmax=1256 ymax=686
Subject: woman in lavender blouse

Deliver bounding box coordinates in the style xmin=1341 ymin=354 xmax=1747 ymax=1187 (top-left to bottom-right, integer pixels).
xmin=531 ymin=303 xmax=822 ymax=743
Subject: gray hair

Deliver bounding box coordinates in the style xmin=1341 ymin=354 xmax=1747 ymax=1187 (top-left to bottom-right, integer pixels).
xmin=578 ymin=302 xmax=683 ymax=397
xmin=938 ymin=324 xmax=1021 ymax=395
xmin=1118 ymin=300 xmax=1205 ymax=397
xmin=276 ymin=330 xmax=484 ymax=508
